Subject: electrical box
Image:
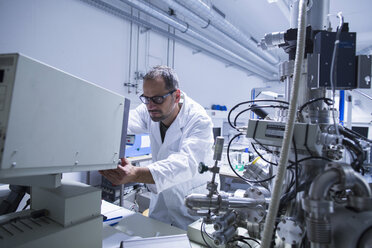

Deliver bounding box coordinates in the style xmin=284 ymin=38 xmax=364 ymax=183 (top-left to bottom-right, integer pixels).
xmin=308 ymin=31 xmax=356 ymax=89
xmin=246 ymin=119 xmax=322 ymax=155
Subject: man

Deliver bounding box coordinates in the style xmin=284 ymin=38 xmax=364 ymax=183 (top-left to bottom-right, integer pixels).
xmin=100 ymin=66 xmax=214 ymax=230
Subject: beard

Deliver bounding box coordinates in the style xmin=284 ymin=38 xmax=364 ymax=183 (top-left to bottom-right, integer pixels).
xmin=148 ymin=100 xmax=176 ymax=122
xmin=148 ymin=109 xmax=172 ymax=122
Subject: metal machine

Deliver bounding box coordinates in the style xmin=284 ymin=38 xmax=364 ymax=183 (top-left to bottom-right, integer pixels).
xmin=185 ymin=1 xmax=372 ymax=247
xmin=0 ymin=53 xmax=129 ymax=248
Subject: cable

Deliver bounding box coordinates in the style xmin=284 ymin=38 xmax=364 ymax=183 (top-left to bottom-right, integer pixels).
xmin=200 ymin=221 xmax=213 ymax=248
xmin=233 ymin=104 xmax=288 ymax=126
xmin=236 ymin=235 xmax=261 ymax=245
xmin=343 ymin=138 xmax=365 ymax=173
xmin=260 ymin=1 xmax=307 ymax=247
xmin=286 ymin=156 xmax=333 ymax=170
xmin=228 ymin=99 xmax=289 ymax=129
xmin=234 ymin=239 xmax=253 ymax=248
xmin=340 ymin=126 xmax=372 ymax=143
xmin=292 ymin=138 xmax=299 ymax=195
xmin=251 ymin=142 xmax=278 ymax=166
xmin=298 ymin=97 xmax=334 ymax=114
xmin=227 ymin=133 xmax=276 ymax=184
xmin=329 ymin=12 xmax=344 ymax=138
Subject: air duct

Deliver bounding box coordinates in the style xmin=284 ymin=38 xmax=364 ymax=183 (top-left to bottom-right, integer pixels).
xmin=159 ymin=0 xmax=278 ymax=73
xmin=176 ymin=0 xmax=279 ymax=65
xmin=119 ymin=0 xmax=277 ymax=79
xmin=81 ymin=0 xmax=275 ymax=79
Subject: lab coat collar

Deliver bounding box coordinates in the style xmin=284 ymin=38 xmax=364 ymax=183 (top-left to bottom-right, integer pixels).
xmin=163 ymin=91 xmax=187 ymax=143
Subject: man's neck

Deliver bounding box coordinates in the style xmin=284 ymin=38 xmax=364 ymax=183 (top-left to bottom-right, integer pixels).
xmin=162 ymin=104 xmax=180 ymax=127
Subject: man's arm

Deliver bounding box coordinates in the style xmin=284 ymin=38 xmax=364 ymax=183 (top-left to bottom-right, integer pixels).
xmin=99 ymin=158 xmax=155 ymax=185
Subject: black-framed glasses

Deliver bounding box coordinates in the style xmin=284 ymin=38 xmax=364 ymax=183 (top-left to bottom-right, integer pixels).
xmin=139 ymin=90 xmax=176 ymax=104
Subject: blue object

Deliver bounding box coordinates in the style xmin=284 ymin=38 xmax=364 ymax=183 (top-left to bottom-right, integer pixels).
xmin=251 ymin=89 xmax=255 ymax=119
xmin=125 ymin=134 xmax=151 ymax=157
xmin=339 ymin=90 xmax=345 ymax=126
xmin=244 ymin=148 xmax=249 ymax=153
xmin=211 ymin=104 xmax=227 ymax=111
xmin=103 ymin=216 xmax=123 ymax=226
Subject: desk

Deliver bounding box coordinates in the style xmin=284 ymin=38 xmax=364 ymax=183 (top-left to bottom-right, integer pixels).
xmin=101 ymin=200 xmax=205 ymax=248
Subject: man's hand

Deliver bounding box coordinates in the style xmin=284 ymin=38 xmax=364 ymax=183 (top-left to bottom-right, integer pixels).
xmin=99 ymin=158 xmax=155 ymax=185
xmin=99 ymin=158 xmax=137 ymax=185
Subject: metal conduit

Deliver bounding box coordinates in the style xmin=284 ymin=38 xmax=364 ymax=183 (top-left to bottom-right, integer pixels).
xmin=80 ymin=0 xmax=276 ymax=79
xmin=177 ymin=0 xmax=280 ymax=65
xmin=120 ymin=0 xmax=276 ymax=79
xmin=159 ymin=0 xmax=278 ymax=73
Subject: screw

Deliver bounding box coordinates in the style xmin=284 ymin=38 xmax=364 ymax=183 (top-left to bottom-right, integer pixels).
xmin=282 ymin=237 xmax=286 ymax=241
xmin=11 ymin=162 xmax=16 ymax=167
xmin=74 ymin=161 xmax=79 ymax=165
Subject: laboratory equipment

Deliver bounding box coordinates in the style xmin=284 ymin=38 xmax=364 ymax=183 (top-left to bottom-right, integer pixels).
xmin=125 ymin=134 xmax=151 ymax=158
xmin=185 ymin=1 xmax=372 ymax=247
xmin=0 ymin=53 xmax=129 ymax=248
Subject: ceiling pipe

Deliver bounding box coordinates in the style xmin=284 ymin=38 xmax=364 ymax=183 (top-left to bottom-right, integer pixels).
xmin=158 ymin=0 xmax=278 ymax=73
xmin=357 ymin=45 xmax=372 ymax=55
xmin=176 ymin=0 xmax=280 ymax=65
xmin=119 ymin=0 xmax=277 ymax=79
xmin=80 ymin=0 xmax=274 ymax=80
xmin=274 ymin=0 xmax=290 ymax=21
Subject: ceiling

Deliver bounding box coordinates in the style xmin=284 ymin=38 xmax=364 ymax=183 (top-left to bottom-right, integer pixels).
xmin=210 ymin=0 xmax=372 ymax=52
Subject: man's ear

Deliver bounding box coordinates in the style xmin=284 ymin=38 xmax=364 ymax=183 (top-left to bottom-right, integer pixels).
xmin=175 ymin=89 xmax=181 ymax=103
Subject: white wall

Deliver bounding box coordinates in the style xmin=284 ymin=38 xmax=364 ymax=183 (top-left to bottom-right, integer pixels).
xmin=0 ymin=0 xmax=266 ymax=111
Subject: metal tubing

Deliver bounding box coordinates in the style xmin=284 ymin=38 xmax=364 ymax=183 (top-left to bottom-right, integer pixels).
xmin=159 ymin=0 xmax=278 ymax=72
xmin=352 ymin=173 xmax=372 ymax=197
xmin=260 ymin=1 xmax=307 ymax=246
xmin=291 ymin=0 xmax=330 ymax=30
xmin=309 ymin=169 xmax=340 ymax=200
xmin=354 ymin=89 xmax=372 ymax=101
xmin=309 ymin=169 xmax=371 ymax=201
xmin=178 ymin=0 xmax=279 ymax=65
xmin=120 ymin=0 xmax=276 ymax=78
xmin=81 ymin=0 xmax=274 ymax=79
xmin=185 ymin=194 xmax=263 ymax=210
xmin=227 ymin=197 xmax=264 ymax=208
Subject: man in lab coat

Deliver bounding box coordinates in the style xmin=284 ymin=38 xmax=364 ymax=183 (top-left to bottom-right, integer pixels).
xmin=100 ymin=65 xmax=214 ymax=230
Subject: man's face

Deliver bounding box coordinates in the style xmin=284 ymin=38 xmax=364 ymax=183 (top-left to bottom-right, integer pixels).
xmin=142 ymin=78 xmax=178 ymax=122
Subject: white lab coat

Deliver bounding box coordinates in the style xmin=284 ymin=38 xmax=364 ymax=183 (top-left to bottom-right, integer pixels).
xmin=128 ymin=92 xmax=214 ymax=230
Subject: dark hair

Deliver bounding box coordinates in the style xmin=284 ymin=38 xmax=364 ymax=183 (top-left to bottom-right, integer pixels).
xmin=143 ymin=65 xmax=179 ymax=90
